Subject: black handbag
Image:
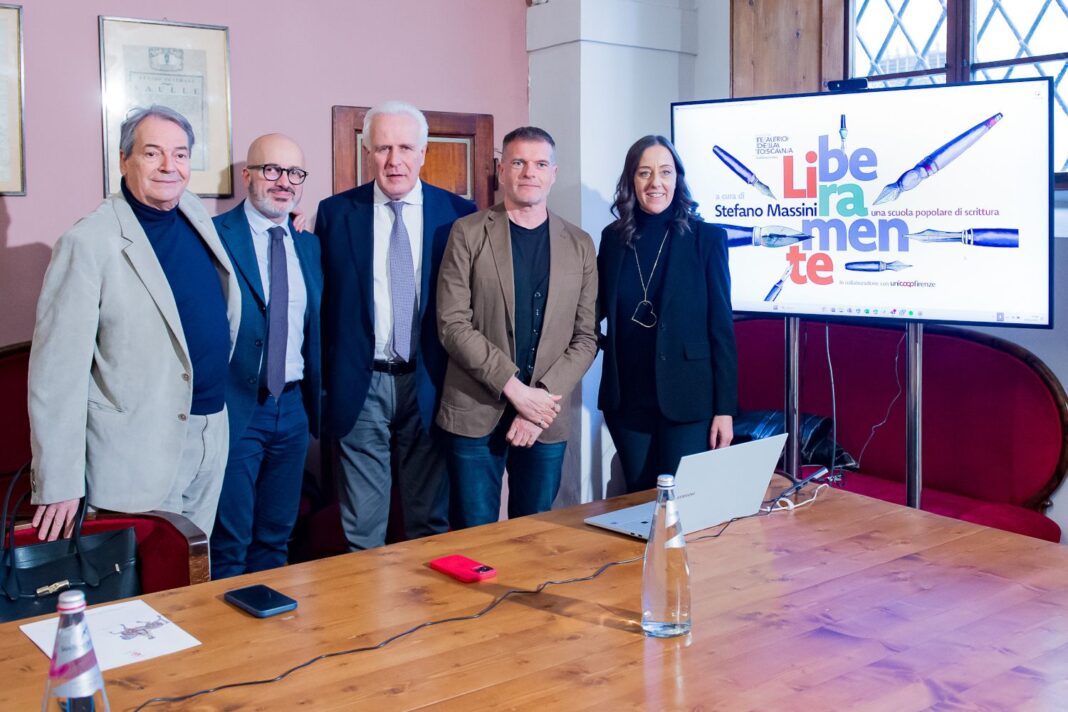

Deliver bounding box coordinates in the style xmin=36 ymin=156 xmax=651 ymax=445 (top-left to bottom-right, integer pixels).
xmin=0 ymin=464 xmax=141 ymax=622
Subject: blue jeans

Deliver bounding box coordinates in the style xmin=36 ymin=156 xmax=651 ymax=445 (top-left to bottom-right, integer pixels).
xmin=448 ymin=416 xmax=567 ymax=529
xmin=211 ymin=386 xmax=308 ymax=579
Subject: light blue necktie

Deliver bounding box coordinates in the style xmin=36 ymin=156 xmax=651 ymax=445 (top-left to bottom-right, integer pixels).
xmin=388 ymin=201 xmax=416 ymax=362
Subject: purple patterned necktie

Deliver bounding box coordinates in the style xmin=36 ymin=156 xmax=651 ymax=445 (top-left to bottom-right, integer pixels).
xmin=388 ymin=201 xmax=416 ymax=362
xmin=266 ymin=225 xmax=288 ymax=398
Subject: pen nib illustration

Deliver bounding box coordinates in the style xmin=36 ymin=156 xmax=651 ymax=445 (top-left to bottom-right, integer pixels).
xmin=713 ymin=145 xmax=777 ymax=200
xmin=906 ymin=227 xmax=1019 ymax=248
xmin=843 ymin=260 xmax=912 ymax=272
xmin=717 ymin=224 xmax=814 ymax=248
xmin=874 ymin=112 xmax=1002 ymax=206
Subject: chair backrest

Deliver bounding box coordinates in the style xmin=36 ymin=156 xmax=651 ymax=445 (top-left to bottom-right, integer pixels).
xmin=735 ymin=318 xmax=1068 ymax=510
xmin=13 ymin=510 xmax=208 ymax=593
xmin=0 ymin=342 xmax=31 ymax=477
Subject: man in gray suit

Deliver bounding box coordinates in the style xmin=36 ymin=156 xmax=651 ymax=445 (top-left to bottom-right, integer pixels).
xmin=28 ymin=105 xmax=240 ymax=540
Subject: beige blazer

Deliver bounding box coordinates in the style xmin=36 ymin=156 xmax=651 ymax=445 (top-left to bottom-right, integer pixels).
xmin=28 ymin=191 xmax=240 ymax=511
xmin=436 ymin=204 xmax=598 ymax=441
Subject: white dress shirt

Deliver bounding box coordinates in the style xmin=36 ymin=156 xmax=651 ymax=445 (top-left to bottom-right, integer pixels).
xmin=372 ymin=179 xmax=424 ymax=361
xmin=244 ymin=200 xmax=308 ymax=383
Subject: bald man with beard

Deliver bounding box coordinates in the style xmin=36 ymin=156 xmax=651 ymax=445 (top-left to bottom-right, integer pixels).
xmin=210 ymin=134 xmax=322 ymax=578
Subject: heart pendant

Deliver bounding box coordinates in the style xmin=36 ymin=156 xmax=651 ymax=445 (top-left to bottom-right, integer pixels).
xmin=631 ymin=300 xmax=658 ymax=328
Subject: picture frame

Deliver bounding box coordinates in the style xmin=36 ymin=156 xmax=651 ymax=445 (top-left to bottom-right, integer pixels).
xmin=99 ymin=16 xmax=232 ymax=197
xmin=0 ymin=4 xmax=25 ymax=195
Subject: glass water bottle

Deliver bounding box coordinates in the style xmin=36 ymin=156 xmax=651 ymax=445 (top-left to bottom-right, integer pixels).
xmin=641 ymin=474 xmax=692 ymax=638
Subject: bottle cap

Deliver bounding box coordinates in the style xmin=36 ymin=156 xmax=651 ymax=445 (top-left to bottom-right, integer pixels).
xmin=56 ymin=590 xmax=87 ymax=614
xmin=657 ymin=475 xmax=675 ymax=488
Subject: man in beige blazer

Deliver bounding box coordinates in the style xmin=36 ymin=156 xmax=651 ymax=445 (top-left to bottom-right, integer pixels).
xmin=28 ymin=106 xmax=240 ymax=540
xmin=437 ymin=126 xmax=597 ymax=528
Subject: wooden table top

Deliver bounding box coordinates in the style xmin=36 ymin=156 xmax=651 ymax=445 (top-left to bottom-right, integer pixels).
xmin=4 ymin=480 xmax=1068 ymax=711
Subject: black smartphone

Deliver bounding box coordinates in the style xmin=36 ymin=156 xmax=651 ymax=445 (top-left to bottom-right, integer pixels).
xmin=224 ymin=584 xmax=298 ymax=618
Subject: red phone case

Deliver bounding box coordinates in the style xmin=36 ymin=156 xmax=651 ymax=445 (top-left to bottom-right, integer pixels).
xmin=429 ymin=554 xmax=497 ymax=582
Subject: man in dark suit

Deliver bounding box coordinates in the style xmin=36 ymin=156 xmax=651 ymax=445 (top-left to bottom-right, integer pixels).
xmin=315 ymin=101 xmax=476 ymax=550
xmin=211 ymin=134 xmax=322 ymax=578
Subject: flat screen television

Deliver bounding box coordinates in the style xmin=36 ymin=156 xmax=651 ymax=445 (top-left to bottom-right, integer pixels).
xmin=672 ymin=78 xmax=1053 ymax=328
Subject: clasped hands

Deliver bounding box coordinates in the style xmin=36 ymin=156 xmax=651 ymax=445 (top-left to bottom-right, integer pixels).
xmin=502 ymin=376 xmax=562 ymax=447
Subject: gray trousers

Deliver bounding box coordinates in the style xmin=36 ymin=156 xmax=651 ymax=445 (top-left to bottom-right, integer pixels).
xmin=336 ymin=371 xmax=449 ymax=550
xmin=157 ymin=410 xmax=228 ymax=537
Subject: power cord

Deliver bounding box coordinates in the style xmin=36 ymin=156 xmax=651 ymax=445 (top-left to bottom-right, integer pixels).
xmin=130 ymin=479 xmax=830 ymax=710
xmin=854 ymin=331 xmax=907 ymax=469
xmin=129 ymin=555 xmax=640 ymax=710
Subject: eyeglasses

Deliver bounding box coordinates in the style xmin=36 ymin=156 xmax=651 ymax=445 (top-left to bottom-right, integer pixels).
xmin=248 ymin=164 xmax=308 ymax=185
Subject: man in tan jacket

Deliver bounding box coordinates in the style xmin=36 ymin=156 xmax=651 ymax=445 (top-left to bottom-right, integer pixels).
xmin=436 ymin=126 xmax=598 ymax=528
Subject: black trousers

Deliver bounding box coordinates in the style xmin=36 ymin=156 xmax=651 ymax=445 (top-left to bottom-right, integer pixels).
xmin=605 ymin=409 xmax=710 ymax=493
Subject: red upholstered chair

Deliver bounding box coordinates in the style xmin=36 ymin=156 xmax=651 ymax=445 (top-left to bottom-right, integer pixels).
xmin=735 ymin=318 xmax=1068 ymax=542
xmin=0 ymin=341 xmax=31 ymax=502
xmin=13 ymin=511 xmax=209 ymax=593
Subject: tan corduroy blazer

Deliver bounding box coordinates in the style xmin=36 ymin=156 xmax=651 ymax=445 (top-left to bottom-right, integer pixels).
xmin=436 ymin=204 xmax=598 ymax=442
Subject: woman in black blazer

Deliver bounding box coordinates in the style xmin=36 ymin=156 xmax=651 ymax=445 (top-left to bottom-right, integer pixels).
xmin=598 ymin=135 xmax=738 ymax=493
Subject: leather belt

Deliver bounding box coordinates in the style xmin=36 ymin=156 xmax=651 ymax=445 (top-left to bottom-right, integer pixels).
xmin=373 ymin=360 xmax=416 ymax=375
xmin=261 ymin=381 xmax=300 ymax=399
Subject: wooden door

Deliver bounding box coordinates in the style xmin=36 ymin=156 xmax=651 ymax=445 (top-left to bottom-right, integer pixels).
xmin=331 ymin=106 xmax=494 ymax=208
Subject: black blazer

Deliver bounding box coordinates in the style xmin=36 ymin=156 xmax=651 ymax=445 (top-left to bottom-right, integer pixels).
xmin=597 ymin=218 xmax=738 ymax=422
xmin=314 ymin=182 xmax=476 ymax=438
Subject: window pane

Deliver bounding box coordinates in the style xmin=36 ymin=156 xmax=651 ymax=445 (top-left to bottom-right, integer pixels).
xmin=973 ymin=60 xmax=1068 ymax=172
xmin=852 ymin=0 xmax=948 ymax=78
xmin=974 ymin=0 xmax=1068 ymax=63
xmin=866 ymin=72 xmax=947 ymax=88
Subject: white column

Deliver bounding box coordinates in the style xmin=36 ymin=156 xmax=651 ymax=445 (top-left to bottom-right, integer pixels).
xmin=527 ymin=0 xmax=730 ymax=505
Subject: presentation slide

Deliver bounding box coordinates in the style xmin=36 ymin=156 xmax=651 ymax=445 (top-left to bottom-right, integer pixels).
xmin=673 ymin=78 xmax=1052 ymax=327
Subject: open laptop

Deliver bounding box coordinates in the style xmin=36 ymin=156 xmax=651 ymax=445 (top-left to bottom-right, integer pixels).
xmin=584 ymin=433 xmax=788 ymax=540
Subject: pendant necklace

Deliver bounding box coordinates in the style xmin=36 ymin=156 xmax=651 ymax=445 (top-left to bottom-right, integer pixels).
xmin=631 ymin=228 xmax=669 ymax=328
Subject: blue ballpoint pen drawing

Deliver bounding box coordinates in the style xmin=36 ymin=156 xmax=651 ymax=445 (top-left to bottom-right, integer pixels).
xmin=874 ymin=112 xmax=1003 ymax=205
xmin=712 ymin=145 xmax=777 ymax=199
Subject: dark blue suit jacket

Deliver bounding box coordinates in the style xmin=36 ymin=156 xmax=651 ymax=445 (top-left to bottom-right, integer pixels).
xmin=598 ymin=218 xmax=738 ymax=422
xmin=315 ymin=181 xmax=476 ymax=437
xmin=215 ymin=202 xmax=323 ymax=443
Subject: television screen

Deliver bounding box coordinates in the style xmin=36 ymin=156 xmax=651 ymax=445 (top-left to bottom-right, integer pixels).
xmin=672 ymin=78 xmax=1053 ymax=328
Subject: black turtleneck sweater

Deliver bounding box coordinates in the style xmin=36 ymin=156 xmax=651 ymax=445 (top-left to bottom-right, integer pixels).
xmin=615 ymin=208 xmax=673 ymax=414
xmin=122 ymin=180 xmax=229 ymax=415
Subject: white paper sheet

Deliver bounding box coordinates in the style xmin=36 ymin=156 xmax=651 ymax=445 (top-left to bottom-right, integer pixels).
xmin=20 ymin=599 xmax=200 ymax=671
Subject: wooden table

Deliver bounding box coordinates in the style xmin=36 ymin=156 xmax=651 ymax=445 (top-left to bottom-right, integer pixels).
xmin=4 ymin=481 xmax=1068 ymax=711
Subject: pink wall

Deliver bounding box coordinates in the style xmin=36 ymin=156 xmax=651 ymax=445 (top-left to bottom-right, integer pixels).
xmin=0 ymin=0 xmax=528 ymax=345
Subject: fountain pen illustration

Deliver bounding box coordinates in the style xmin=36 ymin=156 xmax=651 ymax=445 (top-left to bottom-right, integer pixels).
xmin=874 ymin=112 xmax=1003 ymax=205
xmin=763 ymin=265 xmax=793 ymax=302
xmin=906 ymin=227 xmax=1019 ymax=248
xmin=712 ymin=145 xmax=777 ymax=199
xmin=844 ymin=260 xmax=912 ymax=272
xmin=839 ymin=114 xmax=848 ymax=152
xmin=716 ymin=223 xmax=814 ymax=248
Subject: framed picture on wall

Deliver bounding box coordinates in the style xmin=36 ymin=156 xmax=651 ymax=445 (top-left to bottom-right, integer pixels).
xmin=99 ymin=16 xmax=233 ymax=197
xmin=0 ymin=4 xmax=25 ymax=195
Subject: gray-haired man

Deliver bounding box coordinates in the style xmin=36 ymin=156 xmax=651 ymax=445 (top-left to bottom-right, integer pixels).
xmin=29 ymin=105 xmax=240 ymax=540
xmin=315 ymin=101 xmax=476 ymax=550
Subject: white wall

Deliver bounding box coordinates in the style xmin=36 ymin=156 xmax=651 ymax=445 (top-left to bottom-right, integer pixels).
xmin=528 ymin=0 xmax=730 ymax=505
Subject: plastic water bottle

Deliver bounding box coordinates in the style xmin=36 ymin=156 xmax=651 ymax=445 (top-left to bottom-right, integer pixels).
xmin=641 ymin=474 xmax=692 ymax=638
xmin=42 ymin=590 xmax=111 ymax=712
